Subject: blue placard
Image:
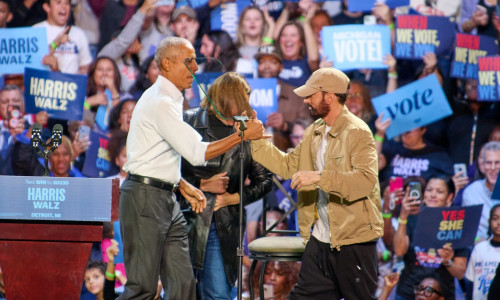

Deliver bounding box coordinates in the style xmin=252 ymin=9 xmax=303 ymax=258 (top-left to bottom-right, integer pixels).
xmin=477 ymin=55 xmax=500 ymax=101
xmin=321 ymin=25 xmax=391 ymax=71
xmin=0 ymin=27 xmax=49 ymax=75
xmin=0 ymin=176 xmax=112 ymax=221
xmin=210 ymin=0 xmax=251 ymax=40
xmin=82 ymin=131 xmax=120 ymax=178
xmin=450 ymin=33 xmax=498 ymax=80
xmin=371 ymin=74 xmax=452 ymax=139
xmin=413 ymin=205 xmax=483 ymax=249
xmin=24 ymin=67 xmax=87 ymax=120
xmin=247 ymin=78 xmax=278 ymax=124
xmin=395 ymin=15 xmax=456 ymax=59
xmin=348 ymin=0 xmax=409 ymax=12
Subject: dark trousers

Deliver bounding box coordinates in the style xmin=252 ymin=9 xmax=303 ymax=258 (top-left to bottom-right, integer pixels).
xmin=117 ymin=180 xmax=196 ymax=300
xmin=290 ymin=236 xmax=378 ymax=300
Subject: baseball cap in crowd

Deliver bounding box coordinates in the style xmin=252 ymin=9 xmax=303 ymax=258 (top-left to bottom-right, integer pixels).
xmin=294 ymin=68 xmax=350 ymax=98
xmin=172 ymin=6 xmax=197 ymax=22
xmin=254 ymin=45 xmax=282 ymax=63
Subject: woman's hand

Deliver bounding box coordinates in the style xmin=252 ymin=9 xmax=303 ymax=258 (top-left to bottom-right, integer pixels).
xmin=400 ymin=187 xmax=421 ymax=219
xmin=214 ymin=192 xmax=239 ymax=211
xmin=85 ymin=94 xmax=108 ymax=107
xmin=72 ymin=131 xmax=91 ymax=160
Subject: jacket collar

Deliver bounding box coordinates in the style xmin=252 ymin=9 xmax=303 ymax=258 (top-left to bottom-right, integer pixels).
xmin=313 ymin=105 xmax=350 ymax=138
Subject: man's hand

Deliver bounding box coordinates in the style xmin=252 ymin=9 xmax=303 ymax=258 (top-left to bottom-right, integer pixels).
xmin=214 ymin=192 xmax=239 ymax=211
xmin=291 ymin=170 xmax=321 ymax=190
xmin=200 ymin=172 xmax=229 ymax=194
xmin=240 ymin=110 xmax=272 ymax=141
xmin=42 ymin=54 xmax=59 ymax=71
xmin=179 ymin=178 xmax=207 ymax=213
xmin=265 ymin=112 xmax=286 ymax=132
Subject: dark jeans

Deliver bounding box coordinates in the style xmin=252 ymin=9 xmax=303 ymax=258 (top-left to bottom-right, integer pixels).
xmin=117 ymin=180 xmax=196 ymax=300
xmin=290 ymin=236 xmax=378 ymax=300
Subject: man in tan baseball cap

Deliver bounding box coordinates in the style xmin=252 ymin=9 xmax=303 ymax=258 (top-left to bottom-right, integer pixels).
xmin=249 ymin=67 xmax=382 ymax=299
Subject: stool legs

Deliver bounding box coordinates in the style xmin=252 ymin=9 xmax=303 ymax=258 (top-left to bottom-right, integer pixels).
xmin=249 ymin=259 xmax=257 ymax=300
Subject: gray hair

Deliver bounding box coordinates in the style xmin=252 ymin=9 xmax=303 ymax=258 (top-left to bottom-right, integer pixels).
xmin=154 ymin=37 xmax=192 ymax=70
xmin=482 ymin=141 xmax=500 ymax=163
xmin=0 ymin=84 xmax=24 ymax=103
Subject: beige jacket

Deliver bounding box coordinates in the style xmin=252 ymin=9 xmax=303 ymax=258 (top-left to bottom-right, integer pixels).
xmin=251 ymin=106 xmax=383 ymax=250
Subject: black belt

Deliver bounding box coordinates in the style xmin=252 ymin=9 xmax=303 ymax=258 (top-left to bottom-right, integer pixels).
xmin=126 ymin=174 xmax=178 ymax=193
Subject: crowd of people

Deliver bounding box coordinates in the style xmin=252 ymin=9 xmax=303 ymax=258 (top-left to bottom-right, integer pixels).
xmin=1 ymin=0 xmax=500 ymax=299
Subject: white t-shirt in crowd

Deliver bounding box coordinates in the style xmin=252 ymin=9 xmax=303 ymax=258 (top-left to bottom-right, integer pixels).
xmin=33 ymin=21 xmax=93 ymax=74
xmin=465 ymin=240 xmax=500 ymax=300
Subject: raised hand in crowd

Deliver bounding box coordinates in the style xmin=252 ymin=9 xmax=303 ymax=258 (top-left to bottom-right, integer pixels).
xmin=138 ymin=0 xmax=158 ymax=15
xmin=378 ymin=273 xmax=400 ymax=300
xmin=422 ymin=52 xmax=438 ymax=76
xmin=374 ymin=112 xmax=391 ymax=169
xmin=266 ymin=112 xmax=286 ymax=132
xmin=384 ymin=54 xmax=397 ymax=93
xmin=451 ymin=172 xmax=469 ymax=193
xmin=400 ymin=187 xmax=421 ymax=219
xmin=372 ymin=2 xmax=393 ymax=26
xmin=200 ymin=172 xmax=229 ymax=194
xmin=262 ymin=8 xmax=275 ymax=44
xmin=71 ymin=130 xmax=91 ymax=161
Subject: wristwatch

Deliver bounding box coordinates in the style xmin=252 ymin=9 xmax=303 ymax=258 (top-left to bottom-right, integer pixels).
xmin=442 ymin=259 xmax=453 ymax=268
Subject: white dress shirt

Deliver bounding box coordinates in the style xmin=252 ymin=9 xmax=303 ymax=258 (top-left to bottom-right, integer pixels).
xmin=123 ymin=75 xmax=208 ymax=184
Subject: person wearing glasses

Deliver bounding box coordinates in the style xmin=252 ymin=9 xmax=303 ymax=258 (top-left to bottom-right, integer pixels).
xmin=118 ymin=36 xmax=266 ymax=300
xmin=379 ymin=274 xmax=445 ymax=300
xmin=413 ymin=277 xmax=445 ymax=300
xmin=462 ymin=141 xmax=500 ymax=242
xmin=393 ymin=176 xmax=467 ymax=300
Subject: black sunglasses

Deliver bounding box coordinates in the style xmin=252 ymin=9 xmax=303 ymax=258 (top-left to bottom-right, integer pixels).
xmin=413 ymin=285 xmax=443 ymax=297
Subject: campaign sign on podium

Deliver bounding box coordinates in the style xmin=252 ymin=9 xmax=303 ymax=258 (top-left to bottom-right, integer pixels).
xmin=0 ymin=176 xmax=118 ymax=299
xmin=0 ymin=176 xmax=112 ymax=221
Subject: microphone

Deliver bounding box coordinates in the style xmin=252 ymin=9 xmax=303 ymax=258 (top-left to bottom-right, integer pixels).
xmin=233 ymin=116 xmax=249 ymax=132
xmin=31 ymin=123 xmax=43 ymax=149
xmin=50 ymin=124 xmax=63 ymax=149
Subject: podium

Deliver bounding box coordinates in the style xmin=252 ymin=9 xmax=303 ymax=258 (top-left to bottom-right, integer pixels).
xmin=0 ymin=176 xmax=120 ymax=299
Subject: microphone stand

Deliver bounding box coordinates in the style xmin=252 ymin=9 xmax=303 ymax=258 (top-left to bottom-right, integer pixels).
xmin=233 ymin=115 xmax=248 ymax=300
xmin=31 ymin=124 xmax=63 ymax=177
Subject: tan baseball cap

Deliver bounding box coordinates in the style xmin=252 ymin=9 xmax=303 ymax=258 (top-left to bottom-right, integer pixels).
xmin=294 ymin=68 xmax=350 ymax=97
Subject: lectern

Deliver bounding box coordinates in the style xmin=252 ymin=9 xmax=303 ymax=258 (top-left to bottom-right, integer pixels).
xmin=0 ymin=176 xmax=119 ymax=299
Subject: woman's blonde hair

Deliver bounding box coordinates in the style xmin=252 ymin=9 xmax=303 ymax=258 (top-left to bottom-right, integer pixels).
xmin=200 ymin=72 xmax=253 ymax=118
xmin=236 ymin=6 xmax=268 ymax=48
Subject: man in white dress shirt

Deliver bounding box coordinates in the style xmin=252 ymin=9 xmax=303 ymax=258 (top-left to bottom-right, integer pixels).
xmin=118 ymin=36 xmax=265 ymax=300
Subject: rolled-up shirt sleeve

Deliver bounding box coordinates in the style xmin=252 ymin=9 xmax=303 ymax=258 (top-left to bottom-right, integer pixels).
xmin=154 ymin=97 xmax=208 ymax=166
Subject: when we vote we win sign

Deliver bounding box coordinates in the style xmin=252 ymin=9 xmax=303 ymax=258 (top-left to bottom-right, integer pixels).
xmin=395 ymin=15 xmax=455 ymax=59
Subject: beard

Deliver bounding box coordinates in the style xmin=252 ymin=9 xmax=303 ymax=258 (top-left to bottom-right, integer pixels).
xmin=309 ymin=97 xmax=330 ymax=119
